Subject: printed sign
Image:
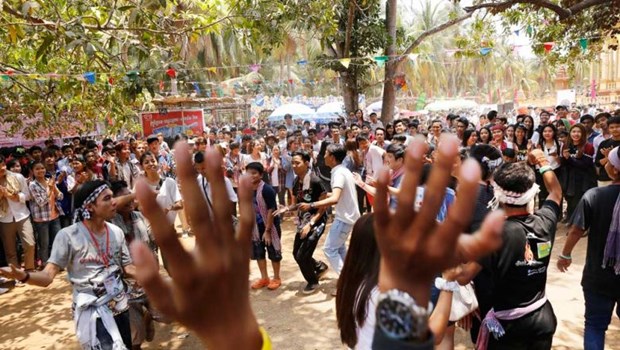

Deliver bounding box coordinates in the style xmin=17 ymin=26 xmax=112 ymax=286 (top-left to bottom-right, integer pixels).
xmin=140 ymin=109 xmax=205 ymax=138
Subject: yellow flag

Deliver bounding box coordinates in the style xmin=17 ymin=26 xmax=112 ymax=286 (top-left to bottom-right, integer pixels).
xmin=339 ymin=58 xmax=351 ymax=69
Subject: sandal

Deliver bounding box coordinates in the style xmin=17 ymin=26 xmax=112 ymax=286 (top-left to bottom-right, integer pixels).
xmin=267 ymin=278 xmax=281 ymax=290
xmin=251 ymin=278 xmax=270 ymax=289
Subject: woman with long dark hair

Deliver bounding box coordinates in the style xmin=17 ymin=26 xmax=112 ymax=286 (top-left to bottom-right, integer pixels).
xmin=522 ymin=115 xmax=535 ymax=140
xmin=536 ymin=124 xmax=563 ymax=207
xmin=461 ymin=129 xmax=479 ymax=149
xmin=561 ymin=123 xmax=597 ymax=220
xmin=513 ymin=124 xmax=529 ymax=161
xmin=336 ymin=214 xmax=454 ymax=349
xmin=385 ymin=123 xmax=394 ymax=141
xmin=479 ymin=126 xmax=491 ymax=144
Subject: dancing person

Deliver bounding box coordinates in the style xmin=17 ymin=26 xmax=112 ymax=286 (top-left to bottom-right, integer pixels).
xmin=558 ymin=146 xmax=620 ymax=350
xmin=1 ymin=180 xmax=136 ymax=349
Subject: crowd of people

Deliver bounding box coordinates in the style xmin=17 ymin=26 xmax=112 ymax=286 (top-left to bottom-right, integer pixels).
xmin=0 ymin=105 xmax=619 ymax=350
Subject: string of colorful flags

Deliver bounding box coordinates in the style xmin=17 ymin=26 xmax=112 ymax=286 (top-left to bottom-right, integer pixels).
xmin=0 ymin=36 xmax=599 ymax=84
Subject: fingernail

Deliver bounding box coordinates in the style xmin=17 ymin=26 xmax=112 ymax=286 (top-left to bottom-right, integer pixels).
xmin=461 ymin=159 xmax=481 ymax=182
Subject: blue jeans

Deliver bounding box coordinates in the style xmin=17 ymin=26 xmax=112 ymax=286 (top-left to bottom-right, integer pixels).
xmin=323 ymin=219 xmax=352 ymax=274
xmin=33 ymin=218 xmax=61 ymax=265
xmin=584 ymin=289 xmax=620 ymax=350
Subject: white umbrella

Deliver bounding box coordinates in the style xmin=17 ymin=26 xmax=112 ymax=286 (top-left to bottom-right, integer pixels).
xmin=365 ymin=101 xmax=399 ymax=116
xmin=316 ymin=101 xmax=345 ymax=116
xmin=267 ymin=103 xmax=315 ymax=122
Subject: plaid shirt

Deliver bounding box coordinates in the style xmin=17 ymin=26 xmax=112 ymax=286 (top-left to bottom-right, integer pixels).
xmin=28 ymin=180 xmax=64 ymax=222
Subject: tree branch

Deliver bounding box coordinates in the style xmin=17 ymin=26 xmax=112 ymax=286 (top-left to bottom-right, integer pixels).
xmin=397 ymin=11 xmax=473 ymax=69
xmin=343 ymin=0 xmax=356 ymax=59
xmin=464 ymin=0 xmax=613 ymax=20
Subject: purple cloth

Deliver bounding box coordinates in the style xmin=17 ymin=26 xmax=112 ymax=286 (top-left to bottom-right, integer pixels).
xmin=476 ymin=296 xmax=548 ymax=350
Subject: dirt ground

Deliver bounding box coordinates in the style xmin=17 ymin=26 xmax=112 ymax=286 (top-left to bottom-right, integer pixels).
xmin=1 ymin=220 xmax=618 ymax=350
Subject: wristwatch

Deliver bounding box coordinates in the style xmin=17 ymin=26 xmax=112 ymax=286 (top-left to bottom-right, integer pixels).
xmin=375 ymin=289 xmax=432 ymax=342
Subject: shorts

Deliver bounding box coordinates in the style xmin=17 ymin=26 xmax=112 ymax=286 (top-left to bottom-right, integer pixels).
xmin=251 ymin=222 xmax=282 ymax=262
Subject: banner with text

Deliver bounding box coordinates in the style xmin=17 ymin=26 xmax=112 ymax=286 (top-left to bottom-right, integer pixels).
xmin=140 ymin=109 xmax=205 ymax=138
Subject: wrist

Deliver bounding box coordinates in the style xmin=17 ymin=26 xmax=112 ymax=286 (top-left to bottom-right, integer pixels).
xmin=559 ymin=253 xmax=572 ymax=260
xmin=200 ymin=305 xmax=262 ymax=349
xmin=19 ymin=271 xmax=30 ymax=283
xmin=378 ymin=260 xmax=431 ymax=306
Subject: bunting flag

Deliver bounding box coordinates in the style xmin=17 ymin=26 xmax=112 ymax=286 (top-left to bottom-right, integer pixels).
xmin=543 ymin=42 xmax=554 ymax=54
xmin=126 ymin=70 xmax=139 ymax=81
xmin=297 ymin=59 xmax=308 ymax=65
xmin=249 ymin=64 xmax=261 ymax=72
xmin=374 ymin=56 xmax=388 ymax=67
xmin=339 ymin=58 xmax=351 ymax=69
xmin=108 ymin=77 xmax=114 ymax=86
xmin=514 ymin=30 xmax=520 ymax=36
xmin=207 ymin=67 xmax=217 ymax=73
xmin=580 ymin=38 xmax=588 ymax=51
xmin=415 ymin=92 xmax=426 ymax=111
xmin=408 ymin=53 xmax=419 ymax=62
xmin=192 ymin=82 xmax=201 ymax=94
xmin=159 ymin=80 xmax=164 ymax=92
xmin=590 ymin=79 xmax=597 ymax=99
xmin=83 ymin=72 xmax=96 ymax=84
xmin=480 ymin=47 xmax=492 ymax=56
xmin=166 ymin=67 xmax=176 ymax=78
xmin=526 ymin=25 xmax=533 ymax=36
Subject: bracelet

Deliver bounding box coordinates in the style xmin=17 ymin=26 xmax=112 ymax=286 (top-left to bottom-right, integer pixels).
xmin=559 ymin=254 xmax=572 ymax=260
xmin=309 ymin=202 xmax=315 ymax=209
xmin=434 ymin=277 xmax=460 ymax=292
xmin=19 ymin=271 xmax=30 ymax=284
xmin=259 ymin=326 xmax=272 ymax=350
xmin=539 ymin=165 xmax=553 ymax=174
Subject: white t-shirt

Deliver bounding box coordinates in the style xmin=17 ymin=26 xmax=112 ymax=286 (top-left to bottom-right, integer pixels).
xmin=363 ymin=145 xmax=385 ymax=179
xmin=147 ymin=177 xmax=181 ymax=224
xmin=243 ymin=153 xmax=267 ymax=171
xmin=197 ymin=175 xmax=238 ymax=204
xmin=270 ymin=160 xmax=281 ymax=187
xmin=354 ymin=288 xmax=379 ymax=350
xmin=331 ymin=164 xmax=361 ymax=225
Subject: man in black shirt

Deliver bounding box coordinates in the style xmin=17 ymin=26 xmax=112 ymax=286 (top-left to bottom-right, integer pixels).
xmin=594 ymin=116 xmax=620 ymax=186
xmin=275 ymin=150 xmax=329 ymax=294
xmin=460 ymin=150 xmax=562 ymax=349
xmin=558 ymin=145 xmax=620 ymax=350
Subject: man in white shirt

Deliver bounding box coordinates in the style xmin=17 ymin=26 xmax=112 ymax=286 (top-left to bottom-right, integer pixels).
xmin=368 ymin=112 xmax=383 ymax=132
xmin=593 ymin=112 xmax=611 ymax=156
xmin=299 ymin=144 xmax=360 ymax=275
xmin=193 ymin=152 xmax=238 ymax=215
xmin=0 ymin=155 xmax=35 ymax=271
xmin=372 ymin=127 xmax=391 ymax=150
xmin=358 ymin=133 xmax=385 ymax=181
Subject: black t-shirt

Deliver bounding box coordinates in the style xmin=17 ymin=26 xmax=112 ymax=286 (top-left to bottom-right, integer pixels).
xmin=595 ymin=138 xmax=620 ymax=181
xmin=480 ymin=200 xmax=560 ymax=310
xmin=468 ymin=183 xmax=495 ymax=233
xmin=479 ymin=200 xmax=560 ymax=337
xmin=293 ymin=173 xmax=327 ymax=226
xmin=570 ymin=185 xmax=620 ymax=298
xmin=253 ymin=183 xmax=280 ymax=227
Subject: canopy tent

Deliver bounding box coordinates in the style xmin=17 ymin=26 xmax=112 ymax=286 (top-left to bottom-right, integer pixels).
xmin=365 ymin=101 xmax=400 ymax=117
xmin=267 ymin=103 xmax=316 ymax=122
xmin=424 ymin=99 xmax=479 ymax=111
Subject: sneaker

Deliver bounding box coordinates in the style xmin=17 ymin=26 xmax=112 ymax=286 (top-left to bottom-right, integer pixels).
xmin=0 ymin=287 xmax=8 ymax=295
xmin=267 ymin=278 xmax=281 ymax=290
xmin=251 ymin=278 xmax=270 ymax=290
xmin=15 ymin=281 xmax=25 ymax=287
xmin=316 ymin=263 xmax=329 ymax=280
xmin=302 ymin=283 xmax=319 ymax=295
xmin=0 ymin=277 xmax=9 ymax=284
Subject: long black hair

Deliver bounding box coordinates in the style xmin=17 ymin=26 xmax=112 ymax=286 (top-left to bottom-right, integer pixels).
xmin=336 ymin=214 xmax=380 ymax=348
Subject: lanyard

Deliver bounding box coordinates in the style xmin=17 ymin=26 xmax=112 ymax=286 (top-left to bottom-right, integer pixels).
xmin=83 ymin=221 xmax=110 ymax=267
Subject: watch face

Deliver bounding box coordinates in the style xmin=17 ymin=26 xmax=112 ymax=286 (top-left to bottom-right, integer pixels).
xmin=377 ymin=298 xmax=415 ymax=339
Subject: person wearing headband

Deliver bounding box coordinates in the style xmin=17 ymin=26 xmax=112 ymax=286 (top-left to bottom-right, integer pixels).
xmin=455 ymin=149 xmax=563 ymax=349
xmin=0 ymin=180 xmax=136 ymax=349
xmin=558 ymin=146 xmax=620 ymax=350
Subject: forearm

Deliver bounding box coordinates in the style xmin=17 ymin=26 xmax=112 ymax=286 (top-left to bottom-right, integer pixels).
xmin=312 ymin=194 xmax=339 ymax=208
xmin=562 ymin=226 xmax=585 ymax=256
xmin=429 ymin=291 xmax=453 ymax=345
xmin=541 ymin=167 xmax=562 ymax=204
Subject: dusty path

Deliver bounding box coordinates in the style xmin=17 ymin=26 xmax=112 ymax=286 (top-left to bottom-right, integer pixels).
xmin=1 ymin=220 xmax=618 ymax=349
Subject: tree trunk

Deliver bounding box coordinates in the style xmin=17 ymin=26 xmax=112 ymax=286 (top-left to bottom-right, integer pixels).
xmin=341 ymin=71 xmax=358 ymax=114
xmin=381 ymin=0 xmax=398 ymax=125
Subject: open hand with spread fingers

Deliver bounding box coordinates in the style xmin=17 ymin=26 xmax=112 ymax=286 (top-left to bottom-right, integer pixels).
xmin=131 ymin=143 xmax=262 ymax=349
xmin=373 ymin=135 xmax=505 ymax=306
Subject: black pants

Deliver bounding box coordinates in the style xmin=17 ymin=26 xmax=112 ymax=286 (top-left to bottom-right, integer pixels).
xmin=292 ymin=222 xmax=326 ymax=285
xmin=96 ymin=310 xmax=132 ymax=349
xmin=488 ymin=334 xmax=553 ymax=350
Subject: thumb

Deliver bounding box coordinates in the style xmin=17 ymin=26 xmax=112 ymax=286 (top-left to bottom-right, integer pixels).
xmin=457 ymin=210 xmax=505 ymax=262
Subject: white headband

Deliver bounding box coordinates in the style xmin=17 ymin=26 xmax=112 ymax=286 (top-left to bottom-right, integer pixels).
xmin=491 ymin=182 xmax=540 ymax=207
xmin=609 ymin=146 xmax=620 ymax=171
